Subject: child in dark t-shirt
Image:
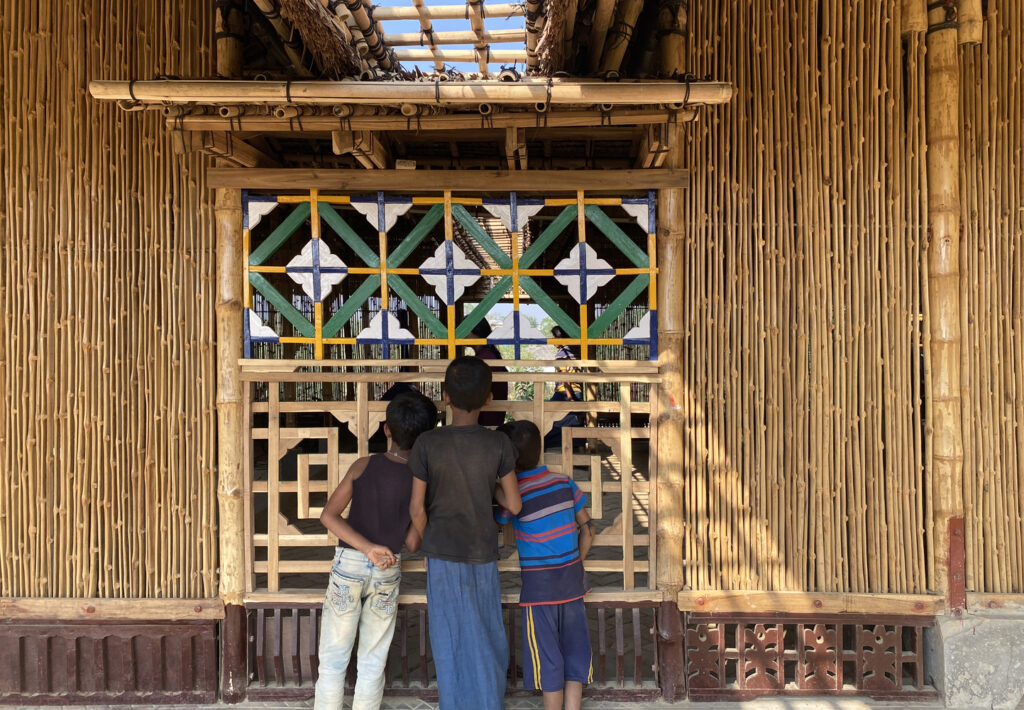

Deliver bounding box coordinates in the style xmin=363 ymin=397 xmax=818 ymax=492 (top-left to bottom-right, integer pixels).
xmin=495 ymin=420 xmax=595 ymax=710
xmin=408 ymin=356 xmax=522 ymax=710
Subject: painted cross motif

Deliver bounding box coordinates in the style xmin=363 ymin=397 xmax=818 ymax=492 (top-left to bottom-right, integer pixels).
xmin=356 ymin=310 xmax=416 ymax=359
xmin=418 ymin=241 xmax=481 ymax=304
xmin=554 ymin=242 xmax=615 ymax=304
xmin=286 ymin=240 xmax=347 ymax=302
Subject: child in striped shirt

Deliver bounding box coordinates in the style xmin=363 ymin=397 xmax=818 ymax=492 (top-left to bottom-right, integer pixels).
xmin=495 ymin=420 xmax=595 ymax=710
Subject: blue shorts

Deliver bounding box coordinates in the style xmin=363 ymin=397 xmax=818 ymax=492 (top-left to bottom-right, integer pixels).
xmin=521 ymin=599 xmax=592 ymax=692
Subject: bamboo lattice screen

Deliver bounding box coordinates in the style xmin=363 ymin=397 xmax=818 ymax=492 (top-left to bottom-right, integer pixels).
xmin=0 ymin=0 xmax=218 ymax=597
xmin=958 ymin=1 xmax=1024 ymax=595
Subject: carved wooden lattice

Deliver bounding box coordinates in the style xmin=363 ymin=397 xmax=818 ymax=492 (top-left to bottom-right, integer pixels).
xmin=243 ymin=362 xmax=660 ymax=596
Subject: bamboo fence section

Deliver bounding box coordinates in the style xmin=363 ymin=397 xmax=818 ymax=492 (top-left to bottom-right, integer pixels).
xmin=677 ymin=0 xmax=931 ymax=594
xmin=0 ymin=0 xmax=218 ymax=598
xmin=958 ymin=0 xmax=1024 ymax=594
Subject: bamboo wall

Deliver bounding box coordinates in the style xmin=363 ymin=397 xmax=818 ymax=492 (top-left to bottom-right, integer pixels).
xmin=679 ymin=1 xmax=931 ymax=594
xmin=959 ymin=1 xmax=1024 ymax=594
xmin=0 ymin=1 xmax=218 ymax=597
xmin=679 ymin=0 xmax=1023 ymax=595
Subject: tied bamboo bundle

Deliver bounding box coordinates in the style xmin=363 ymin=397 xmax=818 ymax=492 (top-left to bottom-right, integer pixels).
xmin=278 ymin=0 xmax=361 ymax=78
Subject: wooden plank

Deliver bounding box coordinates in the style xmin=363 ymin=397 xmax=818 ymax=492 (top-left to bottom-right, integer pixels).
xmin=0 ymin=598 xmax=225 ymax=621
xmin=242 ymin=370 xmax=662 ymax=385
xmin=967 ymin=594 xmax=1024 ymax=612
xmin=676 ymin=591 xmax=943 ymax=615
xmin=207 ymin=168 xmax=689 ymax=192
xmin=244 ymin=587 xmax=665 ymax=605
xmin=267 ymin=384 xmax=281 ymax=592
xmin=620 ymin=384 xmax=634 ymax=591
xmin=240 ymin=357 xmax=661 ymax=372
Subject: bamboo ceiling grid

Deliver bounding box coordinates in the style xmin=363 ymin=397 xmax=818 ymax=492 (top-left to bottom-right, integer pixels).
xmin=0 ymin=0 xmax=218 ymax=598
xmin=677 ymin=0 xmax=931 ymax=594
xmin=958 ymin=0 xmax=1024 ymax=595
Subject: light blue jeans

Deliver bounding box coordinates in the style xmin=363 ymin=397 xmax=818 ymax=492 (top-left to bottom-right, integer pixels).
xmin=314 ymin=547 xmax=401 ymax=710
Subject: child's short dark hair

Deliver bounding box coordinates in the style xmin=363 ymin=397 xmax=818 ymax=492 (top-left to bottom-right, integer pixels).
xmin=497 ymin=420 xmax=542 ymax=471
xmin=443 ymin=356 xmax=493 ymax=412
xmin=386 ymin=391 xmax=437 ymax=449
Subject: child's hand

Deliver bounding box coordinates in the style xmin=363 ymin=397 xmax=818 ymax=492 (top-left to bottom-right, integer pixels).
xmin=366 ymin=545 xmax=397 ymax=570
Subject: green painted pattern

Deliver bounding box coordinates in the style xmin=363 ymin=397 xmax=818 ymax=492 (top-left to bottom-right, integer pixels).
xmin=249 ymin=272 xmax=315 ymax=338
xmin=389 ymin=275 xmax=448 ymax=338
xmin=249 ymin=202 xmax=310 ymax=266
xmin=455 ymin=276 xmax=513 ymax=338
xmin=452 ymin=204 xmax=512 ymax=269
xmin=389 ymin=204 xmax=444 ymax=267
xmin=319 ymin=203 xmax=380 ymax=267
xmin=520 ymin=275 xmax=580 ymax=338
xmin=587 ymin=274 xmax=649 ymax=338
xmin=519 ymin=205 xmax=577 ymax=269
xmin=585 ymin=205 xmax=649 ymax=268
xmin=321 ymin=276 xmax=381 ymax=338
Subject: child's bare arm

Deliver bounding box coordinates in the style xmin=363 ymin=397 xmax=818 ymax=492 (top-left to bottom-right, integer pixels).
xmin=497 ymin=471 xmax=522 ymax=515
xmin=320 ymin=457 xmax=396 ymax=569
xmin=409 ymin=478 xmax=428 ymax=537
xmin=493 ymin=480 xmax=509 ymax=509
xmin=403 ymin=522 xmax=422 ymax=553
xmin=575 ymin=508 xmax=595 ymax=561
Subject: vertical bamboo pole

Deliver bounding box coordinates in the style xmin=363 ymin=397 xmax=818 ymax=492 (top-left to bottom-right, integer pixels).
xmin=926 ymin=2 xmax=965 ymax=605
xmin=216 ymin=2 xmax=247 ymax=701
xmin=655 ymin=124 xmax=685 ymax=700
xmin=657 ymin=0 xmax=687 ymax=78
xmin=958 ymin=0 xmax=983 ymax=45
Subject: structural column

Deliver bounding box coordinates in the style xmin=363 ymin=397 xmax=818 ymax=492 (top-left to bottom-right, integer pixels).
xmin=925 ymin=0 xmax=965 ymax=607
xmin=215 ymin=0 xmax=248 ymax=702
xmin=655 ymin=125 xmax=686 ymax=700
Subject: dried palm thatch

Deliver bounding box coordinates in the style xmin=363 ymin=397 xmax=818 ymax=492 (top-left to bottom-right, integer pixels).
xmin=535 ymin=0 xmax=567 ymax=75
xmin=278 ymin=0 xmax=360 ymax=78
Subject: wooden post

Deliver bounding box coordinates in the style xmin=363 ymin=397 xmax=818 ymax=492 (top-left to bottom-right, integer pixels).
xmin=655 ymin=125 xmax=685 ymax=699
xmin=925 ymin=1 xmax=964 ymax=606
xmin=216 ymin=2 xmax=248 ymax=701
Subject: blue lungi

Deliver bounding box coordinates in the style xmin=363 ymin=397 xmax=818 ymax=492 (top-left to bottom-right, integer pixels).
xmin=426 ymin=557 xmax=507 ymax=709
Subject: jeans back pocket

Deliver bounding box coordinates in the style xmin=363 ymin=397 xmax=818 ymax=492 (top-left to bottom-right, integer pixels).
xmin=369 ymin=575 xmax=400 ymax=620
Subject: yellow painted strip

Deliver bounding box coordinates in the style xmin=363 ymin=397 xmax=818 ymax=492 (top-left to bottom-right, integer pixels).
xmin=613 ymin=268 xmax=651 ymax=275
xmin=278 ymin=337 xmax=316 ymax=345
xmin=276 ymin=195 xmax=311 ymax=204
xmin=243 ymin=228 xmax=252 ymax=308
xmin=379 ymin=230 xmax=389 ymax=309
xmin=412 ymin=196 xmax=443 ymax=205
xmin=385 ymin=267 xmax=420 ymax=276
xmin=314 ymin=302 xmax=324 ymax=359
xmin=310 ymin=189 xmax=320 ymax=239
xmin=648 ymin=232 xmax=658 ymax=311
xmin=316 ymin=196 xmax=351 ymax=205
xmin=250 ymin=265 xmax=288 ymax=274
xmin=347 ymin=267 xmax=380 ymax=275
xmin=323 ymin=338 xmax=357 ymax=345
xmin=580 ymin=304 xmax=589 ymax=360
xmin=446 ymin=305 xmax=456 ymax=359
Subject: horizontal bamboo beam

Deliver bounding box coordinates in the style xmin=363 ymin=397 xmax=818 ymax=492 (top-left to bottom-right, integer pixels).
xmin=373 ymin=3 xmax=524 ymax=21
xmin=395 ymin=48 xmax=526 ymax=63
xmin=0 ymin=598 xmax=226 ymax=621
xmin=677 ymin=591 xmax=943 ymax=615
xmin=240 ymin=368 xmax=663 ymax=384
xmin=90 ymin=79 xmax=734 ymax=107
xmin=245 ymin=587 xmax=663 ymax=605
xmin=208 ymin=167 xmax=688 ymax=191
xmin=386 ymin=28 xmax=525 ymax=46
xmin=165 ymin=106 xmax=695 ymax=132
xmin=240 ymin=357 xmax=660 ymax=371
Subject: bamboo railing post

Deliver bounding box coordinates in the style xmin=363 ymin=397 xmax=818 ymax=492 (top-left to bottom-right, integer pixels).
xmin=925 ymin=2 xmax=965 ymax=606
xmin=655 ymin=124 xmax=686 ymax=700
xmin=216 ymin=9 xmax=248 ymax=701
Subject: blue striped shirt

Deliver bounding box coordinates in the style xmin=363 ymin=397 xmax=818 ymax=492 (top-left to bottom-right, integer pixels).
xmin=496 ymin=466 xmax=590 ymax=606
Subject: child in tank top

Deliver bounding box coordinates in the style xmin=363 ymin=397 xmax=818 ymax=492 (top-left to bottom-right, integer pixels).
xmin=314 ymin=391 xmax=438 ymax=710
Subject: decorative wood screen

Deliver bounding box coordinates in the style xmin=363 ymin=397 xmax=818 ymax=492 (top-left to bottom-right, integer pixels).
xmin=241 ymin=362 xmax=660 ymax=598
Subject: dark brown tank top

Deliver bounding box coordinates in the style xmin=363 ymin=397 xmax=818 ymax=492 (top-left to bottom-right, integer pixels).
xmin=339 ymin=454 xmax=413 ymax=555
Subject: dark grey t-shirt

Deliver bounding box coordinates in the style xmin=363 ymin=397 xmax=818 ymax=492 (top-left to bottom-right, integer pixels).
xmin=409 ymin=425 xmax=517 ymax=563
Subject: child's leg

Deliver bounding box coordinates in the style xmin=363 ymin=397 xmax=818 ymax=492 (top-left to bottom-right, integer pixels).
xmin=563 ymin=681 xmax=583 ymax=710
xmin=351 ymin=565 xmax=401 ymax=710
xmin=543 ymin=690 xmax=565 ymax=710
xmin=427 ymin=558 xmax=507 ymax=710
xmin=314 ymin=550 xmax=370 ymax=710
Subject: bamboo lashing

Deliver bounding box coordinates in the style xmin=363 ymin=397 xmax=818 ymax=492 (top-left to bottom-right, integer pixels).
xmin=386 ymin=28 xmax=525 ymax=46
xmin=410 ymin=0 xmax=443 ymax=71
xmin=466 ymin=0 xmax=490 ymax=76
xmin=342 ymin=0 xmax=398 ymax=72
xmin=374 ymin=2 xmax=525 ymax=21
xmin=250 ymin=0 xmax=315 ymax=77
xmin=525 ymin=0 xmax=544 ymax=70
xmin=89 ymin=78 xmax=735 ymax=106
xmin=394 ymin=48 xmax=526 ymax=64
xmin=925 ymin=0 xmax=965 ymax=602
xmin=599 ymin=0 xmax=644 ymax=75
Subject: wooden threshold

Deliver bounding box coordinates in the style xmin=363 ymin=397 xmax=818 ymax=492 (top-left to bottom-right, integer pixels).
xmin=208 ymin=168 xmax=687 ymax=191
xmin=678 ymin=590 xmax=943 ymax=615
xmin=967 ymin=593 xmax=1024 ymax=612
xmin=0 ymin=597 xmax=225 ymax=621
